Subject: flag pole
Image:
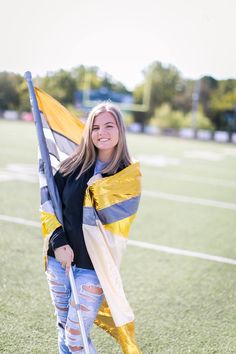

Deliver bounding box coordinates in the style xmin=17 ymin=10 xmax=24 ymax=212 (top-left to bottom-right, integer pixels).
xmin=69 ymin=268 xmax=91 ymax=354
xmin=24 ymin=71 xmax=63 ymax=225
xmin=25 ymin=71 xmax=91 ymax=354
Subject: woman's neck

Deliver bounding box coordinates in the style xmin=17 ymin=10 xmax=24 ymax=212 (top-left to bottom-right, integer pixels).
xmin=97 ymin=149 xmax=113 ymax=163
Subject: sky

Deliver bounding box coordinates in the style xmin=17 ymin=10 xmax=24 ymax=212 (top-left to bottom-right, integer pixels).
xmin=1 ymin=0 xmax=235 ymax=90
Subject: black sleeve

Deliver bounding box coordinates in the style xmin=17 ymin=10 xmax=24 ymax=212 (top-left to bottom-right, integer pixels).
xmin=49 ymin=170 xmax=68 ymax=250
xmin=54 ymin=169 xmax=66 ymax=199
xmin=50 ymin=226 xmax=68 ymax=250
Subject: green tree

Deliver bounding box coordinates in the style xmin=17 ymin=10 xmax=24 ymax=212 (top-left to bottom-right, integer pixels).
xmin=133 ymin=61 xmax=181 ymax=126
xmin=101 ymin=74 xmax=128 ymax=93
xmin=0 ymin=72 xmax=21 ymax=110
xmin=183 ymin=108 xmax=215 ymax=131
xmin=148 ymin=61 xmax=181 ymax=114
xmin=39 ymin=69 xmax=77 ymax=105
xmin=71 ymin=65 xmax=86 ymax=90
xmin=172 ymin=79 xmax=195 ymax=113
xmin=150 ymin=103 xmax=185 ymax=131
xmin=18 ymin=79 xmax=31 ymax=111
xmin=72 ymin=65 xmax=102 ymax=91
xmin=199 ymin=76 xmax=218 ymax=117
xmin=209 ymin=90 xmax=236 ymax=131
xmin=150 ymin=103 xmax=214 ymax=131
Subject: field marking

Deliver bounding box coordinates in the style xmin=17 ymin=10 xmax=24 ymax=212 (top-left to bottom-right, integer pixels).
xmin=0 ymin=214 xmax=41 ymax=227
xmin=1 ymin=214 xmax=236 ymax=266
xmin=0 ymin=164 xmax=38 ymax=183
xmin=128 ymin=240 xmax=236 ymax=265
xmin=144 ymin=170 xmax=236 ymax=188
xmin=143 ymin=190 xmax=236 ymax=210
xmin=184 ymin=150 xmax=223 ymax=161
xmin=1 ymin=162 xmax=236 ymax=190
xmin=137 ymin=154 xmax=180 ymax=167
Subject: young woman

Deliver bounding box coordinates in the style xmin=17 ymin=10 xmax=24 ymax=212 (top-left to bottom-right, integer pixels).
xmin=45 ymin=102 xmax=141 ymax=354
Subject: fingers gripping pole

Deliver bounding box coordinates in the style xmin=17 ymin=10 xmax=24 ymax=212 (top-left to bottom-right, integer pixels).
xmin=69 ymin=268 xmax=91 ymax=354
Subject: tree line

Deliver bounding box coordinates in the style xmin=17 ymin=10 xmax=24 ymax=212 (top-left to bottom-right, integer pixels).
xmin=0 ymin=61 xmax=236 ymax=132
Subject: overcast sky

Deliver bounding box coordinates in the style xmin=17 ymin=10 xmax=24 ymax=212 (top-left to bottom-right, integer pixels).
xmin=1 ymin=0 xmax=235 ymax=89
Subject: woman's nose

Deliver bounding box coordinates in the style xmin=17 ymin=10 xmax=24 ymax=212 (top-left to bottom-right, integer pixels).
xmin=98 ymin=127 xmax=105 ymax=135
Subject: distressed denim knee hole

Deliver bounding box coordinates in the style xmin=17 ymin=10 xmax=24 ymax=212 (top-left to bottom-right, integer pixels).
xmin=82 ymin=284 xmax=103 ymax=295
xmin=70 ymin=300 xmax=90 ymax=312
xmin=69 ymin=345 xmax=83 ymax=352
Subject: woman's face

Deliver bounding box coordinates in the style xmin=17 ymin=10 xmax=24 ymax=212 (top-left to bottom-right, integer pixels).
xmin=91 ymin=111 xmax=119 ymax=160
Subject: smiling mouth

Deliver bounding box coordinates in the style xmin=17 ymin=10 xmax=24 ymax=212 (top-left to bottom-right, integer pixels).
xmin=99 ymin=138 xmax=109 ymax=142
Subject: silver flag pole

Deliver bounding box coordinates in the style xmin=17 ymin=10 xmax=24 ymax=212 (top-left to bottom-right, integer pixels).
xmin=69 ymin=268 xmax=91 ymax=354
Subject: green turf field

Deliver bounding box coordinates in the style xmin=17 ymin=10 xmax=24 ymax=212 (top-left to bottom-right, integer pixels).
xmin=0 ymin=120 xmax=236 ymax=354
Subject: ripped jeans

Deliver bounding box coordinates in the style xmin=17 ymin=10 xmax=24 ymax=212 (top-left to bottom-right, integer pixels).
xmin=46 ymin=256 xmax=104 ymax=354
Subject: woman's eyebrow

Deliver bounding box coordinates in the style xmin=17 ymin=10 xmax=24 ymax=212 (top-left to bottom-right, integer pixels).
xmin=93 ymin=122 xmax=115 ymax=127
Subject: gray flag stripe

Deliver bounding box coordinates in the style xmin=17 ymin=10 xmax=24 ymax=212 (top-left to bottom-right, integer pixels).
xmin=40 ymin=186 xmax=50 ymax=204
xmin=45 ymin=138 xmax=60 ymax=162
xmin=96 ymin=196 xmax=140 ymax=224
xmin=83 ymin=195 xmax=140 ymax=226
xmin=52 ymin=130 xmax=78 ymax=156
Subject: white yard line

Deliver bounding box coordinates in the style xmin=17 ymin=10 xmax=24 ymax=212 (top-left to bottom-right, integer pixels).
xmin=144 ymin=170 xmax=236 ymax=188
xmin=143 ymin=190 xmax=236 ymax=210
xmin=128 ymin=240 xmax=236 ymax=266
xmin=1 ymin=163 xmax=236 ymax=188
xmin=1 ymin=214 xmax=236 ymax=266
xmin=1 ymin=170 xmax=236 ymax=188
xmin=0 ymin=174 xmax=37 ymax=183
xmin=0 ymin=215 xmax=41 ymax=227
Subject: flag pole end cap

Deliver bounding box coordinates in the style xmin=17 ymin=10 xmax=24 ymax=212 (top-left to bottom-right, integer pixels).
xmin=24 ymin=71 xmax=32 ymax=81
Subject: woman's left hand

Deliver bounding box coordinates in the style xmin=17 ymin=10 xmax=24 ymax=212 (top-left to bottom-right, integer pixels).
xmin=54 ymin=244 xmax=74 ymax=274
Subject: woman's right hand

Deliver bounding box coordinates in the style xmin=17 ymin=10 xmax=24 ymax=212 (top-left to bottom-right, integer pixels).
xmin=54 ymin=244 xmax=74 ymax=274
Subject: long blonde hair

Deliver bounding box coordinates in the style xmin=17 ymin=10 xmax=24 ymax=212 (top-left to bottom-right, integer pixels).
xmin=60 ymin=102 xmax=132 ymax=178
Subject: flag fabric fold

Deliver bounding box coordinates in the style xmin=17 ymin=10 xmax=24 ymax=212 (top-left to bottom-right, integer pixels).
xmin=27 ymin=81 xmax=142 ymax=354
xmin=33 ymin=88 xmax=84 ymax=262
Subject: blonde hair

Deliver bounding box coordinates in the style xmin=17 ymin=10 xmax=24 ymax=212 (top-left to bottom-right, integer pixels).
xmin=60 ymin=102 xmax=132 ymax=178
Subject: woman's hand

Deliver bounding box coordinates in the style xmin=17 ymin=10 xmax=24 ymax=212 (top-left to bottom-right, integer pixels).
xmin=54 ymin=244 xmax=74 ymax=274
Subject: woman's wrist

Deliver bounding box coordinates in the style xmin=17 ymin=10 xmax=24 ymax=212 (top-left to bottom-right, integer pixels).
xmin=50 ymin=227 xmax=68 ymax=250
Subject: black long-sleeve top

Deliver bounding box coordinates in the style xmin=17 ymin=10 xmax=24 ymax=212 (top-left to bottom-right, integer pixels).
xmin=47 ymin=160 xmax=126 ymax=270
xmin=47 ymin=163 xmax=96 ymax=269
